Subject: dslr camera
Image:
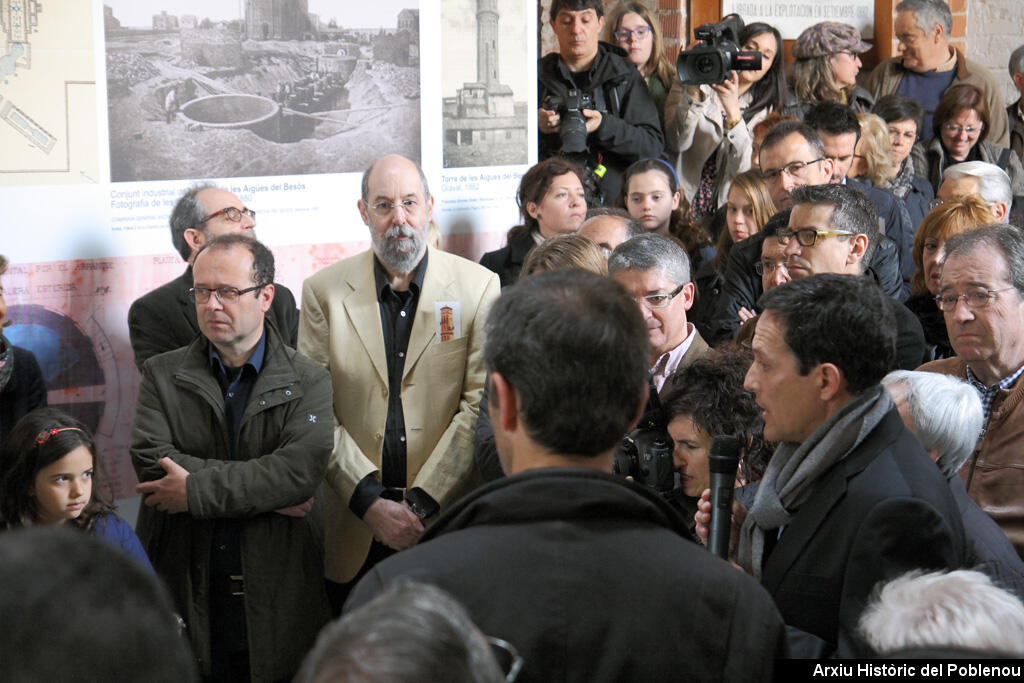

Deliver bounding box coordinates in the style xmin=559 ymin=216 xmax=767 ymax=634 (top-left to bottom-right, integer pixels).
xmin=676 ymin=16 xmax=762 ymax=86
xmin=541 ymin=89 xmax=593 ymax=155
xmin=613 ymin=418 xmax=676 ymax=495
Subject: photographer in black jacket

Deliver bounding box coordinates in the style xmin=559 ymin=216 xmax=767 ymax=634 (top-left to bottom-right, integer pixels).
xmin=539 ymin=0 xmax=663 ymax=205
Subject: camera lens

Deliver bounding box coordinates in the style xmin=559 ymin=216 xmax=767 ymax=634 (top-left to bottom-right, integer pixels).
xmin=696 ymin=54 xmax=715 ymax=74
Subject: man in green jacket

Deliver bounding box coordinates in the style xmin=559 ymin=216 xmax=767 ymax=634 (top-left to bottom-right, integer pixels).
xmin=866 ymin=0 xmax=1008 ymax=148
xmin=131 ymin=234 xmax=333 ymax=683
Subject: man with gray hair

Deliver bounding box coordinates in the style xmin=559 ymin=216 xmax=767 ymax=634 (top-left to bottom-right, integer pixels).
xmin=920 ymin=224 xmax=1024 ymax=560
xmin=782 ymin=183 xmax=926 ymax=369
xmin=127 ymin=183 xmax=299 ymax=370
xmin=608 ymin=233 xmax=710 ymax=393
xmin=299 ymin=154 xmax=500 ymax=613
xmin=867 ymin=0 xmax=1008 ymax=147
xmin=936 ymin=161 xmax=1014 ymax=222
xmin=883 ymin=370 xmax=1024 ymax=595
xmin=1008 ymin=44 xmax=1024 ymax=160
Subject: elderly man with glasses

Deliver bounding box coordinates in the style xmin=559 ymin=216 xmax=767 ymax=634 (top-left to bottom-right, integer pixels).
xmin=919 ymin=224 xmax=1024 ymax=561
xmin=128 ymin=183 xmax=299 ymax=370
xmin=130 ymin=234 xmax=334 ymax=682
xmin=298 ymin=154 xmax=500 ymax=615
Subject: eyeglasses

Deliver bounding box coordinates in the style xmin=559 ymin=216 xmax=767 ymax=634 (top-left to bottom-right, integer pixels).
xmin=368 ymin=199 xmax=421 ymax=217
xmin=833 ymin=50 xmax=860 ymax=60
xmin=888 ymin=129 xmax=917 ymax=143
xmin=942 ymin=123 xmax=983 ymax=136
xmin=631 ymin=283 xmax=685 ymax=309
xmin=761 ymin=158 xmax=825 ymax=182
xmin=934 ymin=287 xmax=1015 ymax=312
xmin=188 ymin=284 xmax=266 ymax=304
xmin=486 ymin=636 xmax=524 ymax=682
xmin=201 ymin=206 xmax=256 ymax=224
xmin=754 ymin=260 xmax=789 ymax=276
xmin=613 ymin=26 xmax=651 ymax=42
xmin=777 ymin=228 xmax=854 ymax=247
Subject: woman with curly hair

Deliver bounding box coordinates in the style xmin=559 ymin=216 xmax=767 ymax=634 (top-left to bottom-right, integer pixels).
xmin=605 ymin=2 xmax=675 ymax=126
xmin=905 ymin=195 xmax=996 ymax=360
xmin=661 ymin=347 xmax=771 ymax=522
xmin=850 ymin=113 xmax=894 ymax=189
xmin=0 ymin=407 xmax=152 ymax=569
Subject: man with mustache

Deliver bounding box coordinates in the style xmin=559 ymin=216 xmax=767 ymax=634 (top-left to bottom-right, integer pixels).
xmin=608 ymin=233 xmax=710 ymax=396
xmin=298 ymin=154 xmax=500 ymax=614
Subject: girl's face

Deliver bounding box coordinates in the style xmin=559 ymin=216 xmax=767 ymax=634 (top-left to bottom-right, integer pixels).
xmin=625 ymin=170 xmax=679 ymax=233
xmin=739 ymin=32 xmax=777 ymax=86
xmin=527 ymin=172 xmax=587 ymax=239
xmin=614 ymin=12 xmax=653 ymax=70
xmin=887 ymin=118 xmax=918 ymax=166
xmin=940 ymin=108 xmax=984 ymax=162
xmin=921 ymin=235 xmax=946 ymax=296
xmin=32 ymin=445 xmax=93 ymax=525
xmin=726 ymin=183 xmax=759 ymax=243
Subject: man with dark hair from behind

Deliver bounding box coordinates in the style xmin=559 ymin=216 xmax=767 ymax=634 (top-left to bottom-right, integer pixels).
xmin=700 ymin=273 xmax=966 ymax=657
xmin=297 ymin=581 xmax=507 ymax=683
xmin=348 ymin=270 xmax=786 ymax=682
xmin=804 ymin=101 xmax=916 ymax=291
xmin=0 ymin=527 xmax=198 ymax=682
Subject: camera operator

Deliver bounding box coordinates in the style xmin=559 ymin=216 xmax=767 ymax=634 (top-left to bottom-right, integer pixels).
xmin=539 ymin=0 xmax=663 ymax=205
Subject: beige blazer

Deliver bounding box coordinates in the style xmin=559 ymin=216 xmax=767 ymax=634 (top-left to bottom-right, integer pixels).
xmin=298 ymin=247 xmax=500 ymax=582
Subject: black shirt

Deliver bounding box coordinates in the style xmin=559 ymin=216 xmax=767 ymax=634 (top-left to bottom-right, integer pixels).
xmin=349 ymin=253 xmax=439 ymax=520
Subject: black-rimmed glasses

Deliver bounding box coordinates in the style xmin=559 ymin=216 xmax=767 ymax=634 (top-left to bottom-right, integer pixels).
xmin=188 ymin=284 xmax=265 ymax=304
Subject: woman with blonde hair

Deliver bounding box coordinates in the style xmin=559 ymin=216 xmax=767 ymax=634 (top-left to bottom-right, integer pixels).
xmin=521 ymin=233 xmax=608 ymax=278
xmin=790 ymin=22 xmax=874 ymax=115
xmin=606 ymin=2 xmax=675 ymax=125
xmin=850 ymin=113 xmax=894 ymax=189
xmin=905 ymin=195 xmax=997 ymax=360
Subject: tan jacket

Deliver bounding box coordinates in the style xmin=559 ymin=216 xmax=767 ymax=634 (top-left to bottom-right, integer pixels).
xmin=866 ymin=48 xmax=1009 ymax=149
xmin=919 ymin=356 xmax=1024 ymax=559
xmin=298 ymin=247 xmax=500 ymax=582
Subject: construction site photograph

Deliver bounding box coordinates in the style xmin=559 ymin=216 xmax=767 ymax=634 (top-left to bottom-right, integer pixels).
xmin=103 ymin=1 xmax=421 ymax=182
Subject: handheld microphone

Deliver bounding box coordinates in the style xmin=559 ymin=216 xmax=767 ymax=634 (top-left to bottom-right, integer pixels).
xmin=707 ymin=435 xmax=742 ymax=559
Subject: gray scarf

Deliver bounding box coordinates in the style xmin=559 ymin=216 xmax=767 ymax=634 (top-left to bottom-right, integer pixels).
xmin=737 ymin=386 xmax=893 ymax=579
xmin=0 ymin=335 xmax=12 ymax=393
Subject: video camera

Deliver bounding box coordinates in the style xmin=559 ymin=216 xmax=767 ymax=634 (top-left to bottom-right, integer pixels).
xmin=541 ymin=89 xmax=594 ymax=155
xmin=676 ymin=16 xmax=762 ymax=86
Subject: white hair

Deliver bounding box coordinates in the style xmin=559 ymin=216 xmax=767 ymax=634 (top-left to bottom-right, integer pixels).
xmin=882 ymin=370 xmax=983 ymax=476
xmin=943 ymin=161 xmax=1013 ymax=210
xmin=860 ymin=569 xmax=1024 ymax=655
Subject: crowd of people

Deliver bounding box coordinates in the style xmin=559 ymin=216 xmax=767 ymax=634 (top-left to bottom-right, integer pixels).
xmin=4 ymin=0 xmax=1024 ymax=680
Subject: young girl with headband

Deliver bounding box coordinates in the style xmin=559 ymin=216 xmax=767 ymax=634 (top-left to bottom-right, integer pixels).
xmin=0 ymin=407 xmax=152 ymax=570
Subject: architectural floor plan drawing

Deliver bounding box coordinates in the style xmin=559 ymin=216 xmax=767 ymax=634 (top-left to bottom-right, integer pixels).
xmin=0 ymin=0 xmax=99 ymax=185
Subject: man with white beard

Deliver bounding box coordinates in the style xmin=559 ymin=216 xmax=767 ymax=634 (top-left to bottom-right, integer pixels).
xmin=298 ymin=155 xmax=500 ymax=613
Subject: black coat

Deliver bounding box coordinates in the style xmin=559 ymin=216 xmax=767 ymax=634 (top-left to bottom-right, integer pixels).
xmin=127 ymin=266 xmax=299 ymax=370
xmin=905 ymin=292 xmax=953 ymax=361
xmin=538 ymin=42 xmax=664 ymax=204
xmin=348 ymin=468 xmax=787 ymax=682
xmin=950 ymin=475 xmax=1024 ymax=599
xmin=0 ymin=345 xmax=47 ymax=445
xmin=763 ymin=409 xmax=967 ymax=657
xmin=848 ymin=178 xmax=916 ymax=295
xmin=478 ymin=228 xmax=536 ymax=288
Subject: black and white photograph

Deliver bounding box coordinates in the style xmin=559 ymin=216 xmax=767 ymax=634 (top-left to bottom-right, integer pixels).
xmin=104 ymin=1 xmax=421 ymax=182
xmin=442 ymin=0 xmax=528 ymax=168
